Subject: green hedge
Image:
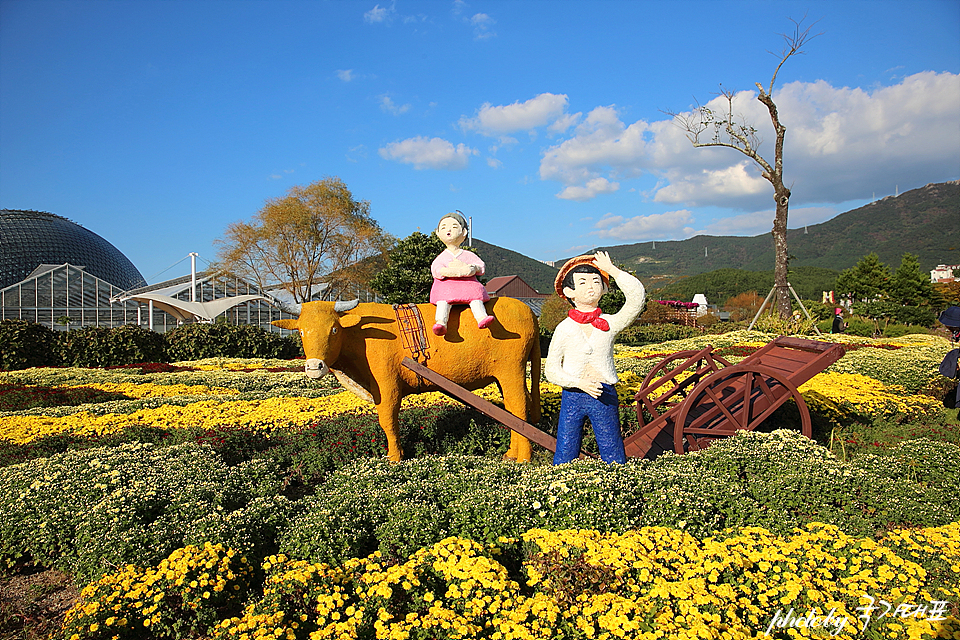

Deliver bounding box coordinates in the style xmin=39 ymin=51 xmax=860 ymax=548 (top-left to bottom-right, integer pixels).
xmin=59 ymin=324 xmax=167 ymax=367
xmin=0 ymin=320 xmax=59 ymax=369
xmin=0 ymin=319 xmax=302 ymax=370
xmin=164 ymin=323 xmax=301 ymax=361
xmin=816 ymin=316 xmax=936 ymax=338
xmin=617 ymin=323 xmax=703 ymax=346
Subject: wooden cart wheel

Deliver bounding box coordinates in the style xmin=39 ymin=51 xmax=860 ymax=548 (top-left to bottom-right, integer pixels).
xmin=640 ymin=349 xmax=730 ymax=396
xmin=640 ymin=349 xmax=731 ymax=390
xmin=635 ymin=349 xmax=731 ymax=422
xmin=672 ymin=363 xmax=811 ymax=454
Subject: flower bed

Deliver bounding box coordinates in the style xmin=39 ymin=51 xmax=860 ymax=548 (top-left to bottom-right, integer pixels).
xmin=2 ymin=331 xmax=958 ymax=638
xmin=1 ymin=331 xmax=952 ymax=450
xmin=58 ymin=522 xmax=960 ymax=640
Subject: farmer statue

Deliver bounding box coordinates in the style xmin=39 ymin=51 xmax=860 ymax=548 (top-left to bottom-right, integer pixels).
xmin=545 ymin=251 xmax=646 ymax=465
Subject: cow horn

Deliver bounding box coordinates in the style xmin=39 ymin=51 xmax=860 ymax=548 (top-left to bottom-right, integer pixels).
xmin=278 ymin=301 xmax=302 ymax=316
xmin=334 ymin=299 xmax=360 ymax=313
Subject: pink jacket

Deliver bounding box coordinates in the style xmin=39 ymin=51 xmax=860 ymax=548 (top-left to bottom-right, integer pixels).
xmin=430 ymin=249 xmax=490 ymax=304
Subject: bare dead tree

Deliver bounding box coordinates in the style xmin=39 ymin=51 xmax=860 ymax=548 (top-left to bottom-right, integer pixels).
xmin=665 ymin=17 xmax=822 ymax=317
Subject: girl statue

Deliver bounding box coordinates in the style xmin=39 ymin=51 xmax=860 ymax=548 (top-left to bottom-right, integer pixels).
xmin=430 ymin=212 xmax=494 ymax=336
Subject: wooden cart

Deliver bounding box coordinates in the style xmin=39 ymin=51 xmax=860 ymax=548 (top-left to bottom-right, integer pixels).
xmin=403 ymin=336 xmax=844 ymax=459
xmin=623 ymin=336 xmax=845 ymax=458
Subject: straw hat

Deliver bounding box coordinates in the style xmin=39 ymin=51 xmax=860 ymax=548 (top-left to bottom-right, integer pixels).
xmin=554 ymin=255 xmax=610 ymax=299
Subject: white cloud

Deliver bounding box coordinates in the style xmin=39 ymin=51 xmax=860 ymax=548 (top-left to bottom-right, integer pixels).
xmin=470 ymin=12 xmax=496 ymax=39
xmin=379 ymin=136 xmax=477 ymax=170
xmin=698 ymin=209 xmax=775 ymax=237
xmin=557 ymin=177 xmax=619 ymax=201
xmin=336 ymin=69 xmax=354 ymax=82
xmin=654 ymin=161 xmax=769 ymax=207
xmin=548 ymin=112 xmax=581 ymax=135
xmin=591 ymin=209 xmax=694 ymax=240
xmin=487 ymin=157 xmax=503 ymax=169
xmin=451 ymin=2 xmax=496 ymax=39
xmin=461 ymin=93 xmax=570 ymax=136
xmin=364 ymin=3 xmax=395 ymax=23
xmin=346 ymin=145 xmax=367 ymax=163
xmin=268 ymin=169 xmax=296 ymax=180
xmin=379 ymin=95 xmax=411 ymax=115
xmin=538 ymin=71 xmax=960 ymax=207
xmin=539 ymin=105 xmax=650 ymax=187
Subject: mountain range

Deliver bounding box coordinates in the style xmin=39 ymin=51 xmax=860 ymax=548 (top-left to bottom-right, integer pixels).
xmin=476 ymin=181 xmax=960 ymax=295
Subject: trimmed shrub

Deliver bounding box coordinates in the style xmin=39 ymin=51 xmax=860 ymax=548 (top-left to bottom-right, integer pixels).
xmin=617 ymin=323 xmax=701 ymax=346
xmin=894 ymin=305 xmax=937 ymax=327
xmin=0 ymin=319 xmax=60 ymax=370
xmin=881 ymin=322 xmax=934 ymax=337
xmin=800 ymin=299 xmax=833 ymax=321
xmin=165 ymin=323 xmax=300 ymax=361
xmin=58 ymin=323 xmax=167 ymax=367
xmin=751 ymin=312 xmax=817 ymax=335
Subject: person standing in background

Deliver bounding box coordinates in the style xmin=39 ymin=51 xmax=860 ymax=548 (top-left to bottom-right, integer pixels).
xmin=832 ymin=308 xmax=847 ymax=334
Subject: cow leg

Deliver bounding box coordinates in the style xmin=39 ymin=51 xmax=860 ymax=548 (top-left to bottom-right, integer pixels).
xmin=500 ymin=377 xmax=532 ymax=463
xmin=375 ymin=395 xmax=404 ymax=462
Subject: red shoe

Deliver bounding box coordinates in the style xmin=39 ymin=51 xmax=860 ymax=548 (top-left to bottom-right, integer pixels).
xmin=432 ymin=323 xmax=446 ymax=336
xmin=478 ymin=316 xmax=494 ymax=329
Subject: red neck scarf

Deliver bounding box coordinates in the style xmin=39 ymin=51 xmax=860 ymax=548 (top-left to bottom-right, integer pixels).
xmin=568 ymin=307 xmax=609 ymax=331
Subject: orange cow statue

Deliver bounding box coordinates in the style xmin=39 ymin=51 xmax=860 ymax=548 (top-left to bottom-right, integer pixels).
xmin=273 ymin=297 xmax=541 ymax=462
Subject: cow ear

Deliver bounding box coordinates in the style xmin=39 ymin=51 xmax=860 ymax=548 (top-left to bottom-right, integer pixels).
xmin=273 ymin=319 xmax=299 ymax=330
xmin=339 ymin=314 xmax=362 ymax=328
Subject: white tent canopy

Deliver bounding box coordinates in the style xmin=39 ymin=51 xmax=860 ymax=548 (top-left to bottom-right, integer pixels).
xmin=122 ymin=292 xmax=273 ymax=323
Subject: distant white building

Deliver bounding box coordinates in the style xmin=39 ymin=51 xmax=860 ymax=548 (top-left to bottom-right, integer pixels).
xmin=692 ymin=294 xmax=709 ymax=317
xmin=931 ymin=264 xmax=959 ymax=283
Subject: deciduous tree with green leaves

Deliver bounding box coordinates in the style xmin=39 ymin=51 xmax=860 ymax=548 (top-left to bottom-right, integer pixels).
xmin=838 ymin=252 xmax=941 ymax=330
xmin=837 ymin=253 xmax=893 ymax=334
xmin=890 ymin=254 xmax=938 ymax=306
xmin=369 ymin=231 xmax=446 ymax=305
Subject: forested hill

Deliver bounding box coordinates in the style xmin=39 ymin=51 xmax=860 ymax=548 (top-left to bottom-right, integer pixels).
xmin=575 ymin=181 xmax=960 ymax=281
xmin=463 ymin=181 xmax=958 ymax=295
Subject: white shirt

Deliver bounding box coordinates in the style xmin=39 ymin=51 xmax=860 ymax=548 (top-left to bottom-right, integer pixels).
xmin=545 ymin=270 xmax=645 ymax=389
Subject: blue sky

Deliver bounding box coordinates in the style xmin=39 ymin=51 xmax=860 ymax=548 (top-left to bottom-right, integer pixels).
xmin=2 ymin=0 xmax=958 ymax=285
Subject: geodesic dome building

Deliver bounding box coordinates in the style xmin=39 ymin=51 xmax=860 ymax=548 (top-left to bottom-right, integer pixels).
xmin=0 ymin=210 xmax=151 ymax=328
xmin=0 ymin=209 xmax=302 ymax=332
xmin=0 ymin=209 xmax=146 ymax=291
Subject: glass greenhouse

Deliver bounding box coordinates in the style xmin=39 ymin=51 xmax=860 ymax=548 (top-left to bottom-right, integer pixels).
xmin=0 ymin=264 xmax=297 ymax=332
xmin=0 ymin=209 xmax=299 ymax=332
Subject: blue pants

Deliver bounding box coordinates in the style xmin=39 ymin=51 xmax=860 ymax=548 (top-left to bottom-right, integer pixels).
xmin=554 ymin=384 xmax=626 ymax=465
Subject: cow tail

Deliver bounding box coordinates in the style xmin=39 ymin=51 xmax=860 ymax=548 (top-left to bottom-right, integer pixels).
xmin=528 ymin=321 xmax=542 ymax=424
